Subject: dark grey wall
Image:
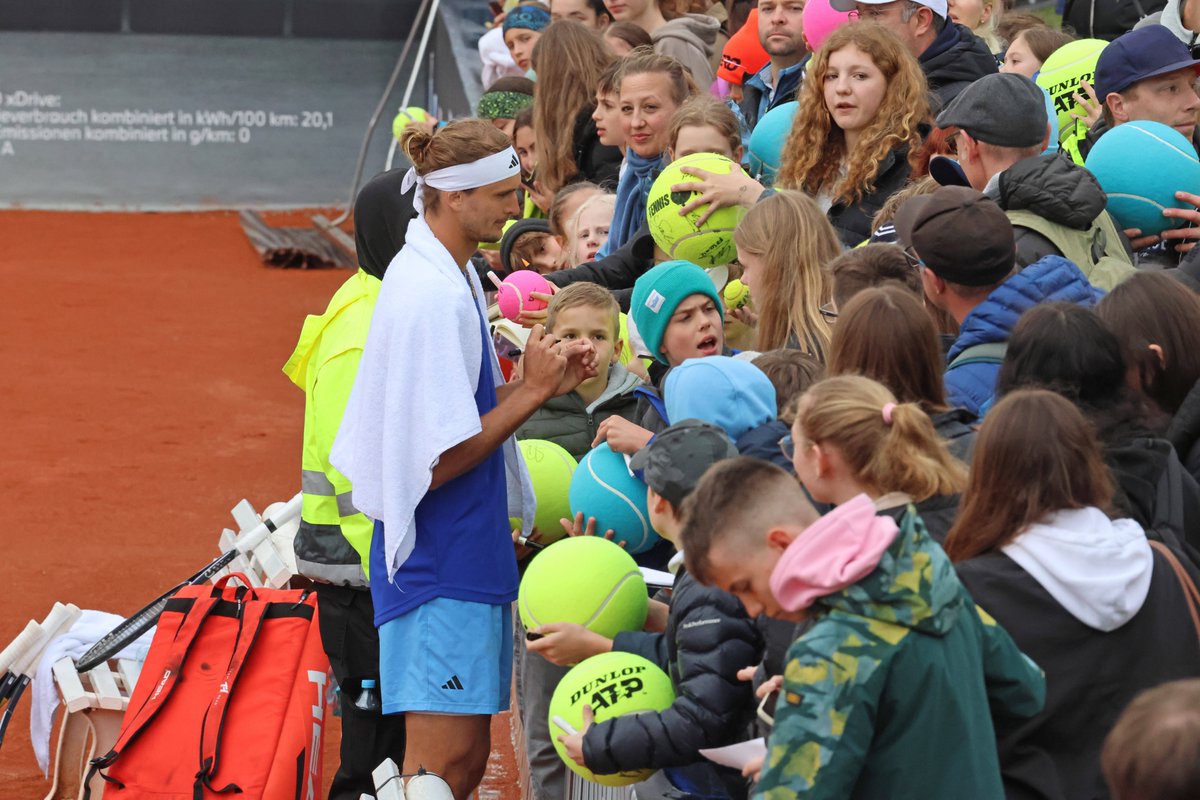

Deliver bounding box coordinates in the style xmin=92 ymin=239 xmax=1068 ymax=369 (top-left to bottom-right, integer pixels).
xmin=0 ymin=0 xmax=487 ymax=209
xmin=0 ymin=0 xmax=425 ymax=40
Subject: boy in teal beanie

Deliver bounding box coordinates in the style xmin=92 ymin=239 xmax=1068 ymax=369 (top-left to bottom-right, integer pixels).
xmin=630 ymin=260 xmax=725 ymax=366
xmin=592 ymin=260 xmax=728 ymax=455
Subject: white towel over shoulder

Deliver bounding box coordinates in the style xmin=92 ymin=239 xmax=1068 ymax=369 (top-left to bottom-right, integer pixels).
xmin=331 ymin=215 xmax=534 ymax=581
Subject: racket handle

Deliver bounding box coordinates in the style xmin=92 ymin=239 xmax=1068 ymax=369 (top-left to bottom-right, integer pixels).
xmin=235 ymin=492 xmax=302 ymax=554
xmin=0 ymin=621 xmax=40 ymax=675
xmin=9 ymin=603 xmax=81 ymax=679
xmin=9 ymin=627 xmax=47 ymax=678
xmin=40 ymin=603 xmax=79 ymax=644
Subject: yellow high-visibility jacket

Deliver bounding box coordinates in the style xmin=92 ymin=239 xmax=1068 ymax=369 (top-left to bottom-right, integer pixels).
xmin=282 ymin=269 xmax=380 ymax=587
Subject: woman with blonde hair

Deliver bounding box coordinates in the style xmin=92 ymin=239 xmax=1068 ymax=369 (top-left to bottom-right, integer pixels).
xmin=777 ymin=22 xmax=930 ymax=246
xmin=600 ymin=47 xmax=699 ymax=256
xmin=787 ymin=374 xmax=967 ymax=541
xmin=733 ymin=190 xmax=839 ymax=357
xmin=531 ymin=21 xmax=623 ymax=192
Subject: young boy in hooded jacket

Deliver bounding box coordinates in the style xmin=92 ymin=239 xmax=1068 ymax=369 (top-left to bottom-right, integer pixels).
xmin=533 ymin=419 xmax=764 ymax=798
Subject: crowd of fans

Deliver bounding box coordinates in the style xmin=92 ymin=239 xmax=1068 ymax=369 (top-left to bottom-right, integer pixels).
xmin=292 ymin=0 xmax=1200 ymax=797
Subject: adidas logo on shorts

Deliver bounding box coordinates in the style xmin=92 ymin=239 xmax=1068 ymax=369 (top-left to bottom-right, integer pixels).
xmin=440 ymin=674 xmax=464 ymax=691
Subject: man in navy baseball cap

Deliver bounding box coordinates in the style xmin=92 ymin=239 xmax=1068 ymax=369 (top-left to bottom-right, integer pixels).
xmin=1094 ymin=24 xmax=1200 ymax=144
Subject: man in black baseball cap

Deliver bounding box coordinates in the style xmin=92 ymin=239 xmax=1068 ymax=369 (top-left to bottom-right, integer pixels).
xmin=930 ymin=72 xmax=1135 ymax=285
xmin=894 ymin=185 xmax=1100 ymax=416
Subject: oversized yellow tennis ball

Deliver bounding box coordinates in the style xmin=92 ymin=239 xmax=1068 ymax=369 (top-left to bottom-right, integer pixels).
xmin=723 ymin=278 xmax=750 ymax=310
xmin=518 ymin=536 xmax=648 ymax=639
xmin=511 ymin=439 xmax=577 ymax=545
xmin=1036 ymin=39 xmax=1107 ymax=164
xmin=549 ymin=652 xmax=676 ymax=785
xmin=646 ymin=153 xmax=747 ymax=268
xmin=392 ymin=106 xmax=431 ymax=141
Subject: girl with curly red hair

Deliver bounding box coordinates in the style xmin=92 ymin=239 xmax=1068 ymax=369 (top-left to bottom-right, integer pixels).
xmin=777 ymin=23 xmax=930 ymax=247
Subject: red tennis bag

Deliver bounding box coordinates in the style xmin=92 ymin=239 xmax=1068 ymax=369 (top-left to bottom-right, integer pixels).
xmin=87 ymin=574 xmax=330 ymax=799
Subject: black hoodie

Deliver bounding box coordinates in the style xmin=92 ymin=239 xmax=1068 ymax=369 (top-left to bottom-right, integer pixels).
xmin=353 ymin=169 xmax=417 ymax=280
xmin=919 ymin=22 xmax=999 ymax=111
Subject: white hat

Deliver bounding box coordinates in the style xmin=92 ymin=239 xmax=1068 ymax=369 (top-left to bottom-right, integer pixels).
xmin=829 ymin=0 xmax=950 ymax=20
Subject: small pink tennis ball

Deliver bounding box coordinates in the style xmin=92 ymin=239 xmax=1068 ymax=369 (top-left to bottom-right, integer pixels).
xmin=497 ymin=269 xmax=553 ymax=322
xmin=803 ymin=0 xmax=851 ymax=51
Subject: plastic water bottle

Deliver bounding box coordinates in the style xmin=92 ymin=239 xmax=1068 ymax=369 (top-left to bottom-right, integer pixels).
xmin=354 ymin=678 xmax=381 ymax=713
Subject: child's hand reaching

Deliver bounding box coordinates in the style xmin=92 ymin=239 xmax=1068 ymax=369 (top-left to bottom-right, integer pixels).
xmin=555 ymin=704 xmax=594 ymax=767
xmin=527 ymin=622 xmax=613 ymax=666
xmin=592 ymin=416 xmax=654 ymax=454
xmin=560 ymin=511 xmax=627 ymax=549
xmin=736 ymin=666 xmax=782 ymax=700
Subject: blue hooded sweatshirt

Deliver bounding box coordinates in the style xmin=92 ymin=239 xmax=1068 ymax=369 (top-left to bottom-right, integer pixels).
xmin=945 ymin=255 xmax=1102 ymax=417
xmin=664 ymin=357 xmax=777 ymax=442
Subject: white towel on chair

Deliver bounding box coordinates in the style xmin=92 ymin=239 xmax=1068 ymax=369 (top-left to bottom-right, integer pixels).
xmin=31 ymin=610 xmax=154 ymax=775
xmin=331 ymin=214 xmax=535 ymax=581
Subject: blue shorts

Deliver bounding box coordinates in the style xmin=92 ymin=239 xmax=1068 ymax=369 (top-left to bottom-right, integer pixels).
xmin=378 ymin=596 xmax=513 ymax=715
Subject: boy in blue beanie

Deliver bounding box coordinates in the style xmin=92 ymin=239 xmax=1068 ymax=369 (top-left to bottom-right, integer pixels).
xmin=665 ymin=355 xmax=794 ymax=471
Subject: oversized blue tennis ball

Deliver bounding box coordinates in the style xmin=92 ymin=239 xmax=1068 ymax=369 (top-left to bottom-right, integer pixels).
xmin=518 ymin=536 xmax=648 ymax=638
xmin=512 ymin=439 xmax=577 ymax=545
xmin=647 ymin=153 xmax=746 ymax=268
xmin=549 ymin=652 xmax=676 ymax=785
xmin=1085 ymin=120 xmax=1200 ymax=237
xmin=569 ymin=443 xmax=659 ymax=554
xmin=747 ymin=101 xmax=798 ymax=184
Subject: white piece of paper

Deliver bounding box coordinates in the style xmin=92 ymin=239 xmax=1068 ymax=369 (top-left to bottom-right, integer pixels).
xmin=639 ymin=567 xmax=675 ymax=588
xmin=699 ymin=738 xmax=767 ymax=770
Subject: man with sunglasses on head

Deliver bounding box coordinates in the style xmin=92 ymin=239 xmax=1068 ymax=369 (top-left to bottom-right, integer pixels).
xmin=831 ymin=0 xmax=996 ymax=109
xmin=930 ymin=72 xmax=1136 ymax=288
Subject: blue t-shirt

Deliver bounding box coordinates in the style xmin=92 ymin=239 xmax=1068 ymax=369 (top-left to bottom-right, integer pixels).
xmin=370 ymin=311 xmax=519 ymax=626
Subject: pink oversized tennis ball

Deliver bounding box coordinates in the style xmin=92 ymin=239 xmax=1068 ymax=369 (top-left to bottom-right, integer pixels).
xmin=497 ymin=269 xmax=553 ymax=322
xmin=803 ymin=0 xmax=851 ymax=51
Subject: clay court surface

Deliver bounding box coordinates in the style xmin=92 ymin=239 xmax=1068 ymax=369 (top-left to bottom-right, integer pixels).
xmin=0 ymin=210 xmax=520 ymax=798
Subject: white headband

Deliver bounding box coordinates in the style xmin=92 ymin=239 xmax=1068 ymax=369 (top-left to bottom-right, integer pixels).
xmin=401 ymin=146 xmax=521 ymax=212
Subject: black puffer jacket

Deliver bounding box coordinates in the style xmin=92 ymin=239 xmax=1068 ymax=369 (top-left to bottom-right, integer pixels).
xmin=829 ymin=147 xmax=912 ymax=247
xmin=545 ymin=225 xmax=656 ymax=311
xmin=990 ymin=152 xmax=1134 ymax=270
xmin=920 ymin=23 xmax=999 ymax=110
xmin=572 ymin=106 xmax=623 ymax=190
xmin=584 ymin=566 xmax=763 ymax=794
xmin=1168 ymin=378 xmax=1200 ymax=486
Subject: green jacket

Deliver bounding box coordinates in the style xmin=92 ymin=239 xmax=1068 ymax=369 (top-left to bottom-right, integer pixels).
xmin=515 ymin=362 xmax=643 ymax=460
xmin=759 ymin=509 xmax=1045 ymax=800
xmin=282 ymin=269 xmax=379 ymax=587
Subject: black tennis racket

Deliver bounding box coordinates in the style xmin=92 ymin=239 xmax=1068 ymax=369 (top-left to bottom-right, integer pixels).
xmin=75 ymin=494 xmax=301 ymax=673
